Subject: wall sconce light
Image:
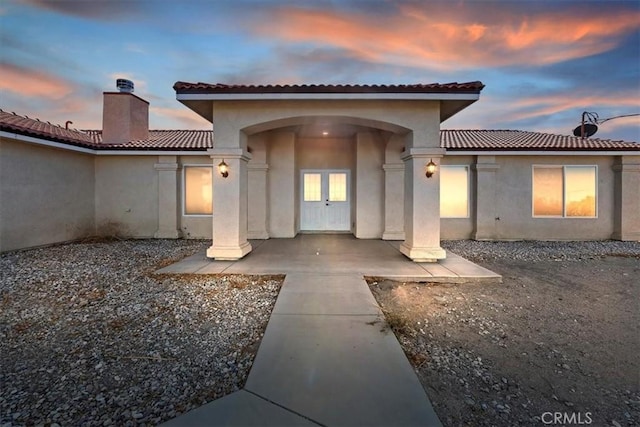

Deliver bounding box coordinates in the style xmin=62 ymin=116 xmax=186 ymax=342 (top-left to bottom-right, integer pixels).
xmin=425 ymin=159 xmax=437 ymax=178
xmin=218 ymin=160 xmax=229 ymax=178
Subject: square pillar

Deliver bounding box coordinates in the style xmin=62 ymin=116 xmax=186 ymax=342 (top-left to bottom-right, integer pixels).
xmin=248 ymin=162 xmax=269 ymax=239
xmin=612 ymin=156 xmax=640 ymax=241
xmin=382 ymin=163 xmax=405 ymax=240
xmin=154 ymin=156 xmax=181 ymax=239
xmin=400 ymin=148 xmax=446 ymax=262
xmin=473 ymin=156 xmax=500 ymax=240
xmin=207 ymin=148 xmax=253 ymax=260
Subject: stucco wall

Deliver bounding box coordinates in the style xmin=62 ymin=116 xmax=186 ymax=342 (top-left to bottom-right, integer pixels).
xmin=268 ymin=131 xmax=297 ymax=237
xmin=354 ymin=132 xmax=385 ymax=238
xmin=95 ymin=156 xmax=158 ymax=237
xmin=0 ymin=138 xmax=95 ymax=251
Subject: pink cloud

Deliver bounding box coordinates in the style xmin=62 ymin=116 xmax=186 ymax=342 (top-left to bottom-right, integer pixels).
xmin=0 ymin=63 xmax=74 ymax=99
xmin=256 ymin=5 xmax=640 ymax=70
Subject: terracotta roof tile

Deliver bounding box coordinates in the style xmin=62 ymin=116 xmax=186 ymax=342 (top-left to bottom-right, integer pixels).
xmin=2 ymin=110 xmax=637 ymax=152
xmin=173 ymin=81 xmax=485 ymax=94
xmin=441 ymin=129 xmax=639 ymax=151
xmin=0 ymin=109 xmax=97 ymax=148
xmin=0 ymin=110 xmax=213 ymax=150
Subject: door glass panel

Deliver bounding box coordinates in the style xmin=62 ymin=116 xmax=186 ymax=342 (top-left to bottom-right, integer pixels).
xmin=304 ymin=173 xmax=322 ymax=201
xmin=328 ymin=173 xmax=347 ymax=201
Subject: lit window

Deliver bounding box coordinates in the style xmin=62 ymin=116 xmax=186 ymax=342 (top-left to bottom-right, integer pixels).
xmin=304 ymin=173 xmax=322 ymax=201
xmin=532 ymin=166 xmax=597 ymax=218
xmin=328 ymin=173 xmax=347 ymax=202
xmin=184 ymin=166 xmax=212 ymax=215
xmin=440 ymin=166 xmax=469 ymax=218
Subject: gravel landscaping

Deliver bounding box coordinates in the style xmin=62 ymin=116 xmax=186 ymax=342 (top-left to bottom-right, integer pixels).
xmin=369 ymin=240 xmax=640 ymax=427
xmin=0 ymin=239 xmax=283 ymax=427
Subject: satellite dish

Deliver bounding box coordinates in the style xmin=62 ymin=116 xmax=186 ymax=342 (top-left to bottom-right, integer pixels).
xmin=573 ymin=123 xmax=598 ymax=137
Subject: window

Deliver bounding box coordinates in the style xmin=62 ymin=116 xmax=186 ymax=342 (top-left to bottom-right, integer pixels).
xmin=532 ymin=166 xmax=597 ymax=218
xmin=440 ymin=166 xmax=469 ymax=218
xmin=184 ymin=166 xmax=212 ymax=215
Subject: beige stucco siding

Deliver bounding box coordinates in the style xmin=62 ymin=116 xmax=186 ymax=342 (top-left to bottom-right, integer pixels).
xmin=0 ymin=138 xmax=95 ymax=251
xmin=354 ymin=132 xmax=385 ymax=238
xmin=95 ymin=156 xmax=158 ymax=237
xmin=211 ymin=100 xmax=440 ymax=149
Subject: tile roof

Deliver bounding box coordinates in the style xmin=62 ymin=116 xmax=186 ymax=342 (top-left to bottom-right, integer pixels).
xmin=173 ymin=81 xmax=485 ymax=94
xmin=0 ymin=110 xmax=213 ymax=151
xmin=1 ymin=109 xmax=637 ymax=152
xmin=441 ymin=129 xmax=639 ymax=151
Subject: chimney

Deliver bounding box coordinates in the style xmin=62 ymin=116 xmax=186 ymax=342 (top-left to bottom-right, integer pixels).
xmin=102 ymin=79 xmax=149 ymax=144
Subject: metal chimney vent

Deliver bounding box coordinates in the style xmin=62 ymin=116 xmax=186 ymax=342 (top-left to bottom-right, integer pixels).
xmin=116 ymin=79 xmax=134 ymax=93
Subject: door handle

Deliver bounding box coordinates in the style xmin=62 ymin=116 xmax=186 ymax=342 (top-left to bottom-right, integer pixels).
xmin=325 ymin=203 xmax=330 ymax=206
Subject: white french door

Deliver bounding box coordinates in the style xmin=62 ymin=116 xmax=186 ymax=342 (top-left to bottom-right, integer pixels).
xmin=300 ymin=170 xmax=351 ymax=231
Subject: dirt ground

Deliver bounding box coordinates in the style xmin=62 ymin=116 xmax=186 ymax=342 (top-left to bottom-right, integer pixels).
xmin=368 ymin=256 xmax=639 ymax=427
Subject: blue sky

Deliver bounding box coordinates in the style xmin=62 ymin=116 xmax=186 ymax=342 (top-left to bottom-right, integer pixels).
xmin=1 ymin=0 xmax=639 ymax=141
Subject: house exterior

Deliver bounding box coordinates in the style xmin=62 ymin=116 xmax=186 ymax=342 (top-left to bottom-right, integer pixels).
xmin=1 ymin=81 xmax=638 ymax=257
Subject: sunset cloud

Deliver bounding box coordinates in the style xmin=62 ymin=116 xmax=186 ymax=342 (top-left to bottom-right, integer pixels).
xmin=0 ymin=62 xmax=74 ymax=99
xmin=255 ymin=3 xmax=640 ymax=70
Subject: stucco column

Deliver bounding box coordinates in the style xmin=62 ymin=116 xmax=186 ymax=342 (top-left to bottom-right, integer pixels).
xmin=382 ymin=163 xmax=405 ymax=240
xmin=400 ymin=148 xmax=446 ymax=262
xmin=612 ymin=156 xmax=640 ymax=241
xmin=154 ymin=156 xmax=181 ymax=239
xmin=248 ymin=162 xmax=269 ymax=239
xmin=207 ymin=148 xmax=253 ymax=260
xmin=473 ymin=156 xmax=500 ymax=240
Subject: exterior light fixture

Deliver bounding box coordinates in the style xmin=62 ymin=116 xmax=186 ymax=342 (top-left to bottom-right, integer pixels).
xmin=425 ymin=159 xmax=437 ymax=178
xmin=218 ymin=160 xmax=229 ymax=178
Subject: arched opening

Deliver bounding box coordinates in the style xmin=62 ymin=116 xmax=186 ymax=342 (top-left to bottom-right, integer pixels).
xmin=243 ymin=116 xmax=412 ymax=239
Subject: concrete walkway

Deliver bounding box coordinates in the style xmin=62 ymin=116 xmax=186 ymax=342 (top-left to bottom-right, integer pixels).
xmin=160 ymin=235 xmax=501 ymax=426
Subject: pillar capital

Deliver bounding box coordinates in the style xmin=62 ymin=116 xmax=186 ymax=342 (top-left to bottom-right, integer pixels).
xmin=401 ymin=147 xmax=446 ymax=161
xmin=207 ymin=148 xmax=252 ymax=162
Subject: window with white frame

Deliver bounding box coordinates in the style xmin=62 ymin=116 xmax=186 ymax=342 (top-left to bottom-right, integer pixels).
xmin=184 ymin=166 xmax=213 ymax=215
xmin=440 ymin=165 xmax=469 ymax=218
xmin=532 ymin=166 xmax=597 ymax=217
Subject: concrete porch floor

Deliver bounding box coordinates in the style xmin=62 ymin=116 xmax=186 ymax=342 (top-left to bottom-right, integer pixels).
xmin=159 ymin=235 xmax=501 ymax=426
xmin=156 ymin=234 xmax=502 ymax=283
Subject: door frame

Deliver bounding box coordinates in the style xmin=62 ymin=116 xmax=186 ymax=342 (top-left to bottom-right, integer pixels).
xmin=299 ymin=169 xmax=351 ymax=232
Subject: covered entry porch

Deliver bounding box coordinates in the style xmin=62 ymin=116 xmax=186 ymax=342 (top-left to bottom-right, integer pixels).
xmin=157 ymin=234 xmax=501 ymax=283
xmin=173 ymin=81 xmax=484 ymax=261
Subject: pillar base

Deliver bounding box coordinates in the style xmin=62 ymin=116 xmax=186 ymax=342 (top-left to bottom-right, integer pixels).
xmin=248 ymin=231 xmax=270 ymax=239
xmin=382 ymin=231 xmax=405 ymax=241
xmin=399 ymin=242 xmax=446 ymax=262
xmin=154 ymin=229 xmax=181 ymax=239
xmin=611 ymin=231 xmax=640 ymax=241
xmin=207 ymin=242 xmax=252 ymax=260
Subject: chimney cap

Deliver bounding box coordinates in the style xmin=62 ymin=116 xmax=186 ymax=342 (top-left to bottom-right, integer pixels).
xmin=116 ymin=79 xmax=134 ymax=93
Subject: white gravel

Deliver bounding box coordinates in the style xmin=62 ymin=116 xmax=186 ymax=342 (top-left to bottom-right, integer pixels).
xmin=442 ymin=240 xmax=640 ymax=262
xmin=0 ymin=239 xmax=283 ymax=427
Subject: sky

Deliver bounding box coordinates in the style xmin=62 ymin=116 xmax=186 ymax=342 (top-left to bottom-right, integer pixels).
xmin=1 ymin=0 xmax=639 ymax=142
